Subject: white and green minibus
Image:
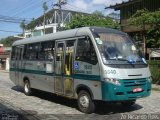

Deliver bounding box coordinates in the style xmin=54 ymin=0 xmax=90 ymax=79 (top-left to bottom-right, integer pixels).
xmin=10 ymin=27 xmax=151 ymax=113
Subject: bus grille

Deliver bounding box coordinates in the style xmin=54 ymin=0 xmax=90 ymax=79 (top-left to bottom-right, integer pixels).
xmin=123 ymin=79 xmax=147 ymax=87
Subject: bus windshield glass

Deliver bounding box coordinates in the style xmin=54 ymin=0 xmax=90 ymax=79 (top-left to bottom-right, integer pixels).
xmin=93 ymin=32 xmax=147 ymax=67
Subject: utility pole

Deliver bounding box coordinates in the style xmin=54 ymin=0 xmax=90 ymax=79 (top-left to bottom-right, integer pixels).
xmin=43 ymin=0 xmax=48 ymax=35
xmin=20 ymin=19 xmax=26 ymax=37
xmin=53 ymin=0 xmax=67 ymax=31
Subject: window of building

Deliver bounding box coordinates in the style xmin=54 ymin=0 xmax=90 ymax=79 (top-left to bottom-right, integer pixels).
xmin=75 ymin=37 xmax=98 ymax=65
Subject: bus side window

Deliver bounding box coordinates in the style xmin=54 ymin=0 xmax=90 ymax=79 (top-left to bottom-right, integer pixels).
xmin=27 ymin=43 xmax=40 ymax=60
xmin=76 ymin=37 xmax=98 ymax=65
xmin=15 ymin=47 xmax=19 ymax=60
xmin=38 ymin=41 xmax=55 ymax=60
xmin=23 ymin=45 xmax=28 ymax=60
xmin=11 ymin=47 xmax=16 ymax=60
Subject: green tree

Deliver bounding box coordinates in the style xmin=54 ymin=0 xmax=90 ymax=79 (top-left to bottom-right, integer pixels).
xmin=66 ymin=14 xmax=119 ymax=29
xmin=92 ymin=10 xmax=104 ymax=17
xmin=27 ymin=18 xmax=36 ymax=31
xmin=0 ymin=36 xmax=22 ymax=47
xmin=129 ymin=9 xmax=160 ymax=57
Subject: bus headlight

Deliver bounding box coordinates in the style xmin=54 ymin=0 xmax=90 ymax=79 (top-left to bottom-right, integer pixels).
xmin=104 ymin=78 xmax=121 ymax=86
xmin=148 ymin=76 xmax=152 ymax=83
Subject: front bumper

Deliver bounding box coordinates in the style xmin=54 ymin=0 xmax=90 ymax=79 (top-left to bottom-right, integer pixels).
xmin=102 ymin=78 xmax=151 ymax=101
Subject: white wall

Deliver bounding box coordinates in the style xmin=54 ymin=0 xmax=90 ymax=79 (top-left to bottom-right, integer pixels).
xmin=5 ymin=58 xmax=10 ymax=71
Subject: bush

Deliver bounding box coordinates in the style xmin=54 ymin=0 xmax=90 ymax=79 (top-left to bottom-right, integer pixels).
xmin=148 ymin=60 xmax=160 ymax=85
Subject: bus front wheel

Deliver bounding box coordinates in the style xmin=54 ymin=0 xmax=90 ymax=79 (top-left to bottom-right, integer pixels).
xmin=24 ymin=80 xmax=32 ymax=96
xmin=77 ymin=90 xmax=95 ymax=114
xmin=121 ymin=100 xmax=136 ymax=106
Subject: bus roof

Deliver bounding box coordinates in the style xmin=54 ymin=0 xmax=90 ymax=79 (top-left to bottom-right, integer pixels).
xmin=12 ymin=27 xmax=125 ymax=46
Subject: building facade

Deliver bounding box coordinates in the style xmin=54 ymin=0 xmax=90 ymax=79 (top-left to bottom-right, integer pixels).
xmin=25 ymin=8 xmax=90 ymax=38
xmin=107 ymin=0 xmax=160 ymax=32
xmin=0 ymin=44 xmax=10 ymax=70
xmin=106 ymin=0 xmax=160 ymax=59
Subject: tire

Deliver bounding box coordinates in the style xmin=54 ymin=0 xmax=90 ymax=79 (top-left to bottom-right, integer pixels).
xmin=24 ymin=80 xmax=32 ymax=96
xmin=77 ymin=90 xmax=95 ymax=114
xmin=121 ymin=100 xmax=136 ymax=106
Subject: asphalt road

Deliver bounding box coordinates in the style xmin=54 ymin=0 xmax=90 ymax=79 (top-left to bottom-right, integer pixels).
xmin=0 ymin=71 xmax=160 ymax=120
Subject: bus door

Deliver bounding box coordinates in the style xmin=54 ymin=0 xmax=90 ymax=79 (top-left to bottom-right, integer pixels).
xmin=15 ymin=46 xmax=24 ymax=85
xmin=63 ymin=40 xmax=75 ymax=96
xmin=55 ymin=42 xmax=65 ymax=94
xmin=55 ymin=40 xmax=75 ymax=96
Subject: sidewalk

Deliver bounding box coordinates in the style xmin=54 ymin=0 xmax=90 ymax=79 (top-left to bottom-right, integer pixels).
xmin=0 ymin=70 xmax=9 ymax=73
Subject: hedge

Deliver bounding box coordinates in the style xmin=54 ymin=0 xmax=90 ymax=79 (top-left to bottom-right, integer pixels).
xmin=148 ymin=60 xmax=160 ymax=85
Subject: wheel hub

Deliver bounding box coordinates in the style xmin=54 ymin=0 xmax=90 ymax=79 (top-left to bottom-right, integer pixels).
xmin=25 ymin=83 xmax=29 ymax=93
xmin=79 ymin=95 xmax=89 ymax=108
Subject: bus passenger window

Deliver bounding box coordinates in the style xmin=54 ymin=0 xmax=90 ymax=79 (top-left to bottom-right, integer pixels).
xmin=27 ymin=43 xmax=40 ymax=60
xmin=23 ymin=45 xmax=28 ymax=60
xmin=38 ymin=41 xmax=55 ymax=60
xmin=11 ymin=47 xmax=16 ymax=60
xmin=76 ymin=37 xmax=98 ymax=65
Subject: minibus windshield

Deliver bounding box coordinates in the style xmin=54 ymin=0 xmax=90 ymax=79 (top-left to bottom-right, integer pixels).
xmin=93 ymin=32 xmax=147 ymax=66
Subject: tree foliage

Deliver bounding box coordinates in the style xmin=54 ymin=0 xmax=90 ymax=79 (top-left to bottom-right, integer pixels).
xmin=66 ymin=12 xmax=119 ymax=29
xmin=20 ymin=19 xmax=26 ymax=31
xmin=0 ymin=36 xmax=22 ymax=47
xmin=92 ymin=10 xmax=104 ymax=17
xmin=43 ymin=1 xmax=48 ymax=12
xmin=129 ymin=9 xmax=160 ymax=48
xmin=26 ymin=18 xmax=36 ymax=30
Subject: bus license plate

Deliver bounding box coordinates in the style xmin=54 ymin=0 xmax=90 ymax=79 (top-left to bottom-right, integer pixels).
xmin=133 ymin=88 xmax=142 ymax=92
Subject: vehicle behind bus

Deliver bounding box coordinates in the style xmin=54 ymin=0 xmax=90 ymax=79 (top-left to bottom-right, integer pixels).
xmin=10 ymin=27 xmax=151 ymax=113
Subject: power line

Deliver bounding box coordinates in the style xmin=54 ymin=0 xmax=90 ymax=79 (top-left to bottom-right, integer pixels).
xmin=12 ymin=1 xmax=43 ymax=16
xmin=5 ymin=0 xmax=35 ymax=15
xmin=0 ymin=17 xmax=31 ymax=24
xmin=12 ymin=0 xmax=52 ymax=17
xmin=0 ymin=29 xmax=21 ymax=33
xmin=0 ymin=0 xmax=53 ymax=25
xmin=0 ymin=19 xmax=22 ymax=24
xmin=66 ymin=3 xmax=91 ymax=13
xmin=10 ymin=0 xmax=39 ymax=16
xmin=23 ymin=0 xmax=53 ymax=19
xmin=0 ymin=15 xmax=31 ymax=22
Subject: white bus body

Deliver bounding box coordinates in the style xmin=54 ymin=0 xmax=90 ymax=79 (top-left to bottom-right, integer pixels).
xmin=10 ymin=27 xmax=151 ymax=113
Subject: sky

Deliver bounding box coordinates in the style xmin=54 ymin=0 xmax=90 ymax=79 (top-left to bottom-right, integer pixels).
xmin=0 ymin=0 xmax=128 ymax=39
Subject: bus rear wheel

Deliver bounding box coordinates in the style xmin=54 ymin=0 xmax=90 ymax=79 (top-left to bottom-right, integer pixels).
xmin=77 ymin=90 xmax=95 ymax=114
xmin=24 ymin=80 xmax=32 ymax=96
xmin=121 ymin=100 xmax=136 ymax=106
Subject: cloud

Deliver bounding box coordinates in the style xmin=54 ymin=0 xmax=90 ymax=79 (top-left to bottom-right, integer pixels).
xmin=91 ymin=0 xmax=128 ymax=7
xmin=71 ymin=0 xmax=88 ymax=10
xmin=68 ymin=0 xmax=128 ymax=14
xmin=92 ymin=0 xmax=107 ymax=5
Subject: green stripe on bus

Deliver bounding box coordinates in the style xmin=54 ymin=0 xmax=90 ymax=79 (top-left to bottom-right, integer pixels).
xmin=73 ymin=74 xmax=100 ymax=81
xmin=10 ymin=68 xmax=100 ymax=81
xmin=10 ymin=68 xmax=54 ymax=76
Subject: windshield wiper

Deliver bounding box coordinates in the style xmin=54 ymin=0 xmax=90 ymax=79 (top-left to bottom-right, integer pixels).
xmin=110 ymin=57 xmax=127 ymax=61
